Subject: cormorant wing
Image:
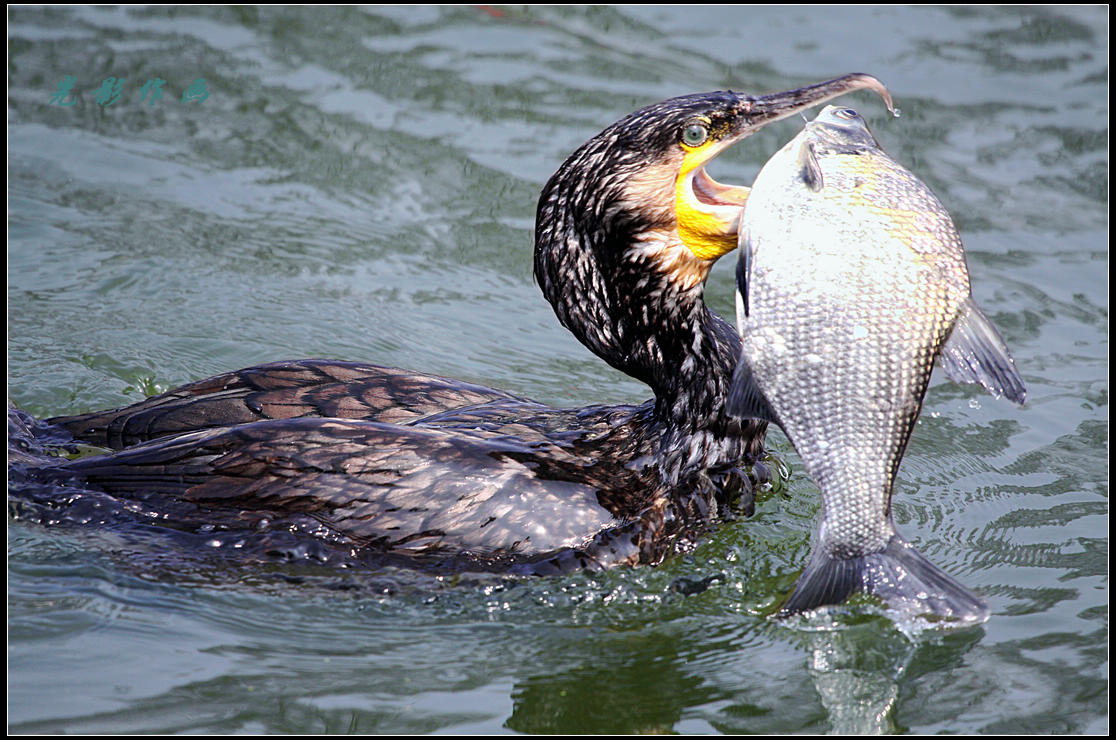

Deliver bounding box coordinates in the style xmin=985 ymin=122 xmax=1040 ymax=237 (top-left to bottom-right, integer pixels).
xmin=49 ymin=360 xmax=525 ymax=449
xmin=56 ymin=416 xmax=627 ymax=561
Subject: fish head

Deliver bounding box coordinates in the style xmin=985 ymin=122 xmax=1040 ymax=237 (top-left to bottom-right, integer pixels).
xmin=804 ymin=105 xmax=882 ymax=153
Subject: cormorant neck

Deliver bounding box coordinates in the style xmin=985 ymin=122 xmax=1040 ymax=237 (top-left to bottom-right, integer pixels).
xmin=618 ymin=256 xmax=762 ymax=485
xmin=534 ymin=187 xmax=763 ymax=484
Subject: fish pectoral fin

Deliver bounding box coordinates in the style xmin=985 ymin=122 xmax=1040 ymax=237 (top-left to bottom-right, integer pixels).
xmin=939 ymin=297 xmax=1026 ymax=405
xmin=797 ymin=140 xmax=824 ymax=192
xmin=778 ymin=534 xmax=990 ymax=625
xmin=726 ymin=353 xmax=778 ymax=423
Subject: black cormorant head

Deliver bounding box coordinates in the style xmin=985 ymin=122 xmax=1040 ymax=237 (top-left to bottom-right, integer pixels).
xmin=534 ymin=74 xmax=893 ymax=395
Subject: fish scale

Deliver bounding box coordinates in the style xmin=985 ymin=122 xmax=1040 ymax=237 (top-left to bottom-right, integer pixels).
xmin=729 ymin=105 xmax=1026 ymax=624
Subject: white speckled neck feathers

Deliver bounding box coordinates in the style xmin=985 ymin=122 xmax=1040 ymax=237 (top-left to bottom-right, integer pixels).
xmin=534 ymin=136 xmax=764 ymax=488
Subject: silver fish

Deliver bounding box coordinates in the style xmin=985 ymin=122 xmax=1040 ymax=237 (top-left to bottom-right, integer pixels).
xmin=729 ymin=105 xmax=1025 ymax=624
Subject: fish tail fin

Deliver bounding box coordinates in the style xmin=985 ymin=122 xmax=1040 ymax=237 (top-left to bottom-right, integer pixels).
xmin=780 ymin=534 xmax=990 ymax=625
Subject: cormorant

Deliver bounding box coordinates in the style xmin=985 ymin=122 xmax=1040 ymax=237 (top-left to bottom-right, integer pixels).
xmin=9 ymin=74 xmax=892 ymax=575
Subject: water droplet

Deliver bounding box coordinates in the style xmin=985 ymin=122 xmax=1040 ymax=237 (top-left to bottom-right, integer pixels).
xmin=968 ymin=398 xmax=981 ymax=409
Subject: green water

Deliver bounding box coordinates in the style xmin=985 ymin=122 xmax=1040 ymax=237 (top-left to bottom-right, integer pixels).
xmin=7 ymin=5 xmax=1107 ymax=734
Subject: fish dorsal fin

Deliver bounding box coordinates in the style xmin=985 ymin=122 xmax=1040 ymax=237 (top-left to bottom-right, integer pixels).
xmin=735 ymin=238 xmax=751 ymax=320
xmin=940 ymin=297 xmax=1026 ymax=405
xmin=726 ymin=352 xmax=779 ymax=423
xmin=798 ymin=140 xmax=824 ymax=192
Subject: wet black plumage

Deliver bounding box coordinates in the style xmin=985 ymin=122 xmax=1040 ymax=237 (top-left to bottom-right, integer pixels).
xmin=9 ymin=75 xmax=892 ymax=574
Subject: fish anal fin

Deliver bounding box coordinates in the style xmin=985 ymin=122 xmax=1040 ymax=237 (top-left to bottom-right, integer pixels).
xmin=940 ymin=297 xmax=1026 ymax=405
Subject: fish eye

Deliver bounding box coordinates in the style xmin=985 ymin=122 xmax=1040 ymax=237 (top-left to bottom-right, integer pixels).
xmin=833 ymin=108 xmax=859 ymax=120
xmin=681 ymin=123 xmax=709 ymax=147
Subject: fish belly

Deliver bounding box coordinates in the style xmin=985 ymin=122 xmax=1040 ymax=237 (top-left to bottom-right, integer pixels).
xmin=741 ymin=152 xmax=968 ymax=535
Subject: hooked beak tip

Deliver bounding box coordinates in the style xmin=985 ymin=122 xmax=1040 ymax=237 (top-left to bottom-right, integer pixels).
xmin=739 ymin=73 xmax=897 ymax=131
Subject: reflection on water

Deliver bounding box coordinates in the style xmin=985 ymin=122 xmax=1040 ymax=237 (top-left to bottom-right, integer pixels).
xmin=7 ymin=4 xmax=1108 ymax=735
xmin=803 ymin=627 xmax=914 ymax=735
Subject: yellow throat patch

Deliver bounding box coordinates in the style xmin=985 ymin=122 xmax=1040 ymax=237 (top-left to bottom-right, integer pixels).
xmin=674 ymin=141 xmax=749 ymax=262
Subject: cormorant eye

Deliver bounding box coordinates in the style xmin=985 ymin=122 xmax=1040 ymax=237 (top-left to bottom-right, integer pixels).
xmin=834 ymin=108 xmax=859 ymax=120
xmin=681 ymin=123 xmax=709 ymax=147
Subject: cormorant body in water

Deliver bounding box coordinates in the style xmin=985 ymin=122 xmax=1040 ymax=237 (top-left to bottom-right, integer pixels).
xmin=9 ymin=74 xmax=892 ymax=576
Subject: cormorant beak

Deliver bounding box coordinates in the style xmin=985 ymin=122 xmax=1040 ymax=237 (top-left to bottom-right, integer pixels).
xmin=736 ymin=73 xmax=895 ymax=134
xmin=676 ymin=73 xmax=895 ymax=261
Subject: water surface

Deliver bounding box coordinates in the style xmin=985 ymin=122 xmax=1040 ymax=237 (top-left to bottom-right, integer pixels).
xmin=7 ymin=5 xmax=1108 ymax=734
